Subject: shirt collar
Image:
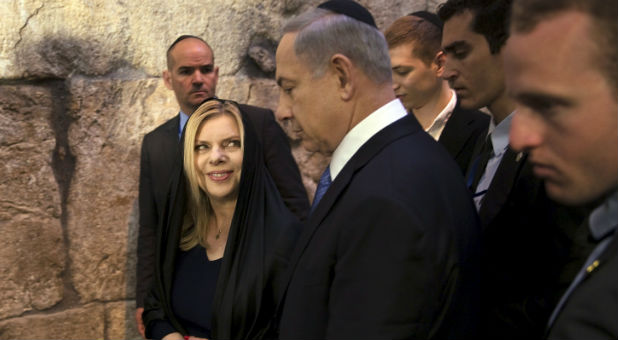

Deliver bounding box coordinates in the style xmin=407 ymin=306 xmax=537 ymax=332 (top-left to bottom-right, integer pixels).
xmin=488 ymin=111 xmax=515 ymax=156
xmin=330 ymin=99 xmax=407 ymax=180
xmin=179 ymin=111 xmax=189 ymax=139
xmin=589 ymin=189 xmax=618 ymax=241
xmin=426 ymin=90 xmax=456 ymax=140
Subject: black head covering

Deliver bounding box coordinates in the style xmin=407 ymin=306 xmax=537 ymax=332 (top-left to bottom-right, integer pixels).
xmin=317 ymin=0 xmax=377 ymax=28
xmin=143 ymin=103 xmax=301 ymax=339
xmin=409 ymin=10 xmax=444 ymax=30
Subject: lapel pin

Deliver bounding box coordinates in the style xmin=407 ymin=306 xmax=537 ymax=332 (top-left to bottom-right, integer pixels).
xmin=515 ymin=152 xmax=523 ymax=162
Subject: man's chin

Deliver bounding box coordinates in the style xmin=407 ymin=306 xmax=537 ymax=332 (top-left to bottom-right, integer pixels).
xmin=301 ymin=139 xmax=322 ymax=153
xmin=545 ymin=182 xmax=599 ymax=207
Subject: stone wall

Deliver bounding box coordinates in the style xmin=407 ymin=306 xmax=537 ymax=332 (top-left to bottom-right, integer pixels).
xmin=0 ymin=0 xmax=440 ymax=338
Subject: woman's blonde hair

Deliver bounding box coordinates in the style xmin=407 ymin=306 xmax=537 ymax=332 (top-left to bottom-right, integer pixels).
xmin=179 ymin=99 xmax=245 ymax=251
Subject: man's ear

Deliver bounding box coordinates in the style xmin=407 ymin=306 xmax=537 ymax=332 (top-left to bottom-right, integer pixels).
xmin=330 ymin=53 xmax=354 ymax=101
xmin=162 ymin=69 xmax=173 ymax=90
xmin=213 ymin=66 xmax=220 ymax=84
xmin=434 ymin=50 xmax=446 ymax=77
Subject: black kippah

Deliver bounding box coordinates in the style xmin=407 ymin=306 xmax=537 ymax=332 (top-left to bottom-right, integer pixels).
xmin=409 ymin=10 xmax=443 ymax=30
xmin=317 ymin=0 xmax=377 ymax=28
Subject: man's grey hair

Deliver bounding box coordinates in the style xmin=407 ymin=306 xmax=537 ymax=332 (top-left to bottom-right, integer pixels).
xmin=282 ymin=8 xmax=392 ymax=84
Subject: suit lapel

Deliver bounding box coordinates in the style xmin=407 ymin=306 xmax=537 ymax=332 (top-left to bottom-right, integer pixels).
xmin=279 ymin=115 xmax=420 ymax=300
xmin=464 ymin=128 xmax=489 ymax=187
xmin=478 ymin=148 xmax=527 ymax=229
xmin=439 ymin=106 xmax=474 ymax=160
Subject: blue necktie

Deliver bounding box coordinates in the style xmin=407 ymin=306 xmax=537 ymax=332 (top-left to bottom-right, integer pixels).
xmin=311 ymin=166 xmax=332 ymax=213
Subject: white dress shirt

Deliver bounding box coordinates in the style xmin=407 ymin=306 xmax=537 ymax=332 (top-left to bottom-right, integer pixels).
xmin=329 ymin=99 xmax=407 ymax=180
xmin=426 ymin=90 xmax=456 ymax=141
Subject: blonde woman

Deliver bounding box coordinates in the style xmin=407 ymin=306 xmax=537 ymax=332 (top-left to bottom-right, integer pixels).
xmin=143 ymin=98 xmax=301 ymax=339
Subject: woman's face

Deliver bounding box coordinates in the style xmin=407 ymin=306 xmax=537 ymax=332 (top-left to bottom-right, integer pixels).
xmin=194 ymin=114 xmax=243 ymax=203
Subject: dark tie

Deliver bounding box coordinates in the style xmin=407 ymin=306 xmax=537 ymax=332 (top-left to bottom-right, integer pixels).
xmin=468 ymin=135 xmax=494 ymax=191
xmin=311 ymin=166 xmax=332 ymax=213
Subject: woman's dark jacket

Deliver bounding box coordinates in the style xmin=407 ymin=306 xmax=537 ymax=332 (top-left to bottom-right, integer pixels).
xmin=143 ymin=108 xmax=302 ymax=339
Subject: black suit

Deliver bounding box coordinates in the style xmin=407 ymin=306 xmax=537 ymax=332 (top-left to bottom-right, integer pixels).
xmin=278 ymin=114 xmax=481 ymax=339
xmin=548 ymin=231 xmax=618 ymax=339
xmin=136 ymin=104 xmax=309 ymax=308
xmin=438 ymin=102 xmax=489 ymax=174
xmin=465 ymin=134 xmax=590 ymax=338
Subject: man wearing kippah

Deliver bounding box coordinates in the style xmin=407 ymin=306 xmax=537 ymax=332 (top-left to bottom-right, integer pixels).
xmin=385 ymin=11 xmax=489 ymax=174
xmin=273 ymin=1 xmax=481 ymax=338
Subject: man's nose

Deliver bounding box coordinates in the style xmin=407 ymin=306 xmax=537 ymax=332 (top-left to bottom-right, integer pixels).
xmin=509 ymin=109 xmax=542 ymax=152
xmin=392 ymin=80 xmax=400 ymax=91
xmin=441 ymin=62 xmax=457 ymax=81
xmin=275 ymin=96 xmax=292 ymax=122
xmin=192 ymin=70 xmax=205 ymax=85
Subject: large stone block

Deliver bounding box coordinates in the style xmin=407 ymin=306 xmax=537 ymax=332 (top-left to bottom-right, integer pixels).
xmin=0 ymin=84 xmax=64 ymax=319
xmin=0 ymin=303 xmax=105 ymax=340
xmin=2 ymin=0 xmax=429 ymax=80
xmin=2 ymin=0 xmax=289 ymax=79
xmin=105 ymin=300 xmax=141 ymax=340
xmin=65 ymin=77 xmax=177 ymax=303
xmin=5 ymin=1 xmax=130 ymax=79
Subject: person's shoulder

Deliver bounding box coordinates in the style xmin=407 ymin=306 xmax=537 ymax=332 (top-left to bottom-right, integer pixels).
xmin=238 ymin=103 xmax=273 ymax=115
xmin=453 ymin=105 xmax=490 ymax=124
xmin=144 ymin=115 xmax=179 ymax=138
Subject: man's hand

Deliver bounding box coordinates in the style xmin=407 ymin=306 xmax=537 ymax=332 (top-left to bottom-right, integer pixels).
xmin=135 ymin=307 xmax=146 ymax=338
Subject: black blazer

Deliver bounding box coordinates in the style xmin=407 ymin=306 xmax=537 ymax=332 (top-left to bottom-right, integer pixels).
xmin=136 ymin=104 xmax=309 ymax=307
xmin=438 ymin=102 xmax=489 ymax=175
xmin=277 ymin=114 xmax=481 ymax=339
xmin=548 ymin=229 xmax=618 ymax=339
xmin=465 ymin=134 xmax=590 ymax=338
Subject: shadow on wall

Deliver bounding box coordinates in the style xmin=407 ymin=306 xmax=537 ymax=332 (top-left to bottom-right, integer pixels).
xmin=8 ymin=35 xmax=143 ymax=339
xmin=14 ymin=35 xmax=135 ymax=80
xmin=124 ymin=199 xmax=141 ymax=340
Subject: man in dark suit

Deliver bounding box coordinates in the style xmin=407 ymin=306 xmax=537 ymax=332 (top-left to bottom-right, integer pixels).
xmin=385 ymin=11 xmax=489 ymax=174
xmin=273 ymin=1 xmax=480 ymax=338
xmin=439 ymin=0 xmax=589 ymax=338
xmin=135 ymin=35 xmax=309 ymax=337
xmin=505 ymin=0 xmax=617 ymax=338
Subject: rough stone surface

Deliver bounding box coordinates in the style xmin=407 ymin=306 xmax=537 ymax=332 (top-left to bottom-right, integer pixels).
xmin=65 ymin=77 xmax=176 ymax=303
xmin=249 ymin=45 xmax=276 ymax=73
xmin=106 ymin=301 xmax=141 ymax=340
xmin=0 ymin=84 xmax=64 ymax=319
xmin=0 ymin=303 xmax=105 ymax=340
xmin=0 ymin=0 xmax=433 ymax=338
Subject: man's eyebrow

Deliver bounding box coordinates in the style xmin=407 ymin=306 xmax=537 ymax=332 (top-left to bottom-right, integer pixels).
xmin=442 ymin=40 xmax=467 ymax=52
xmin=514 ymin=91 xmax=572 ymax=108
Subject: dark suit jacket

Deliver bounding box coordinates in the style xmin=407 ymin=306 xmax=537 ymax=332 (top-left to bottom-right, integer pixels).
xmin=465 ymin=134 xmax=590 ymax=339
xmin=278 ymin=114 xmax=481 ymax=339
xmin=438 ymin=102 xmax=489 ymax=175
xmin=548 ymin=231 xmax=618 ymax=339
xmin=136 ymin=104 xmax=309 ymax=308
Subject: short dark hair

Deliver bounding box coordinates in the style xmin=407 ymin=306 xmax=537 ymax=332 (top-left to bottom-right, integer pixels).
xmin=166 ymin=35 xmax=213 ymax=70
xmin=385 ymin=15 xmax=442 ymax=66
xmin=437 ymin=0 xmax=512 ymax=54
xmin=511 ymin=0 xmax=617 ymax=95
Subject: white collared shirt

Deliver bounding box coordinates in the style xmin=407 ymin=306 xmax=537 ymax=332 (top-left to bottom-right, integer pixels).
xmin=426 ymin=90 xmax=457 ymax=141
xmin=329 ymin=99 xmax=407 ymax=180
xmin=474 ymin=112 xmax=515 ymax=210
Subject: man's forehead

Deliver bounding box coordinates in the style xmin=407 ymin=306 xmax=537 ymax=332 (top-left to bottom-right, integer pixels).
xmin=170 ymin=39 xmax=212 ymax=58
xmin=275 ymin=33 xmax=300 ymax=80
xmin=442 ymin=11 xmax=475 ymax=41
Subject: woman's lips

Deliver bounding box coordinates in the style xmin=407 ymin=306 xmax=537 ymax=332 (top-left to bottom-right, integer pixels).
xmin=207 ymin=170 xmax=232 ymax=181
